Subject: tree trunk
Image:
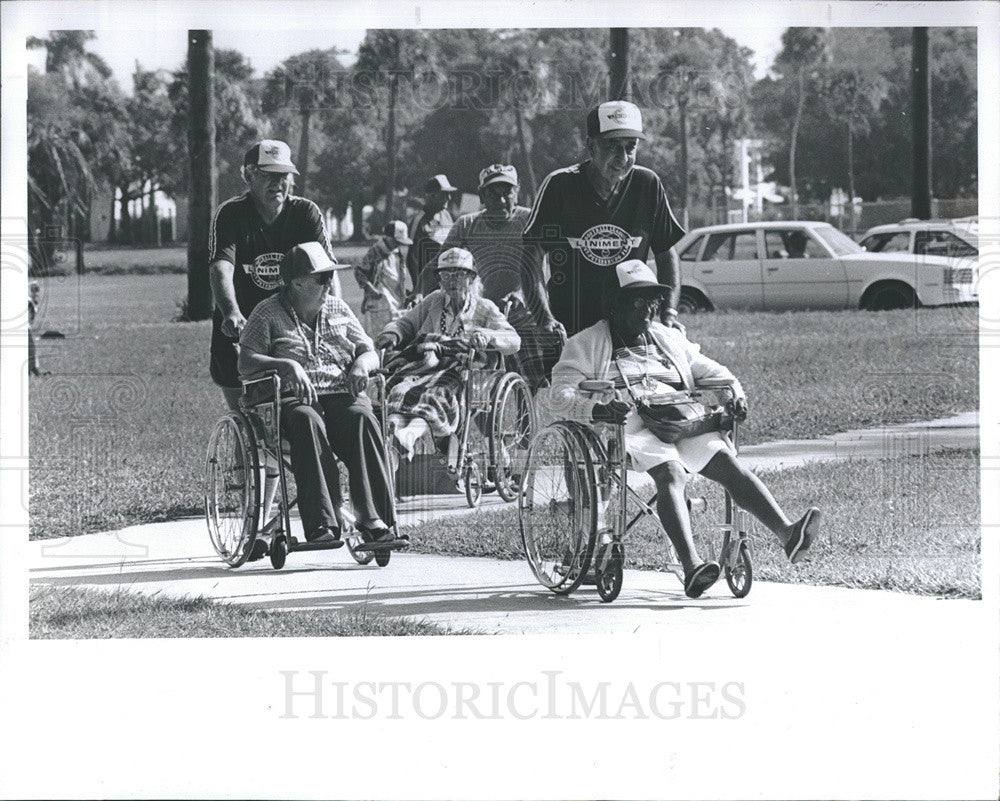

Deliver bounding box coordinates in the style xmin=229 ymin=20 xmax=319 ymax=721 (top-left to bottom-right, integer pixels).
xmin=186 ymin=29 xmax=216 ymax=321
xmin=513 ymin=104 xmax=537 ymax=198
xmin=350 ymin=196 xmax=366 ymax=242
xmin=297 ymin=108 xmax=311 ymax=197
xmin=386 ymin=71 xmax=398 ymax=218
xmin=107 ymin=191 xmax=117 ymax=243
xmin=609 ymin=28 xmax=631 ymax=101
xmin=678 ymin=94 xmax=689 ymax=229
xmin=789 ymin=70 xmax=805 ymax=218
xmin=119 ymin=185 xmax=132 ymax=245
xmin=911 ymin=27 xmax=932 ymax=219
xmin=846 ymin=119 xmax=855 ymax=205
xmin=151 ymin=183 xmax=161 ymax=247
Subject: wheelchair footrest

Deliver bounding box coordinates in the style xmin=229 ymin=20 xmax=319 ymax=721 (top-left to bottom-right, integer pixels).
xmin=349 ymin=537 xmax=410 ymax=553
xmin=288 ymin=536 xmax=346 ymax=552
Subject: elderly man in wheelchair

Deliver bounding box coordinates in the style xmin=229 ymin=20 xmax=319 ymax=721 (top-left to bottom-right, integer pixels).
xmin=374 ymin=246 xmax=533 ymax=506
xmin=527 ymin=260 xmax=822 ymax=600
xmin=205 ymin=241 xmax=406 ymax=568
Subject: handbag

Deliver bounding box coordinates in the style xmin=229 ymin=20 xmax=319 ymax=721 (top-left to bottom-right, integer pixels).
xmin=611 ymin=341 xmax=720 ymax=444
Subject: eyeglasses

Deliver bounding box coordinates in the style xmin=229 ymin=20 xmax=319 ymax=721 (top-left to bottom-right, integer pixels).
xmin=483 ymin=184 xmax=517 ymax=199
xmin=312 ymin=273 xmax=332 ymax=286
xmin=627 ymin=295 xmax=663 ymax=313
xmin=439 ymin=269 xmax=473 ymax=278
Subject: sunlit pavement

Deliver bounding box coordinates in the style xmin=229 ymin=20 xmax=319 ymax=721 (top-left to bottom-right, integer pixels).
xmin=28 ymin=411 xmax=980 ymax=635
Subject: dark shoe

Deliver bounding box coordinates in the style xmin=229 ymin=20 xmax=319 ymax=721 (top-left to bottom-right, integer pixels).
xmin=306 ymin=525 xmax=341 ymax=545
xmin=684 ymin=561 xmax=721 ymax=599
xmin=785 ymin=508 xmax=821 ymax=564
xmin=247 ymin=539 xmax=269 ymax=562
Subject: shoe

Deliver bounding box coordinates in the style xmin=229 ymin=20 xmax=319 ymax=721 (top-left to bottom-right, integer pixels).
xmin=247 ymin=539 xmax=268 ymax=562
xmin=305 ymin=525 xmax=341 ymax=545
xmin=785 ymin=508 xmax=821 ymax=564
xmin=684 ymin=561 xmax=721 ymax=599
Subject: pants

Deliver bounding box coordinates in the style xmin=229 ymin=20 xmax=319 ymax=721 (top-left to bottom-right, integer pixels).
xmin=281 ymin=393 xmax=395 ymax=536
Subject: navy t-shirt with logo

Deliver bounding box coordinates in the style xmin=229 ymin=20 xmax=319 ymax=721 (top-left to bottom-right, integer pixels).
xmin=208 ymin=193 xmax=333 ymax=388
xmin=523 ymin=162 xmax=684 ymax=335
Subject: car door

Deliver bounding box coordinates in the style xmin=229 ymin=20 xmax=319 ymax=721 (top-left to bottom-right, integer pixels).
xmin=761 ymin=227 xmax=849 ymax=310
xmin=693 ymin=229 xmax=764 ymax=309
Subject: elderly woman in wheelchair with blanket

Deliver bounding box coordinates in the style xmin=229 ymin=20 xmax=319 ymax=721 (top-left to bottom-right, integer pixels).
xmin=547 ymin=260 xmax=822 ymax=599
xmin=238 ymin=242 xmax=404 ymax=550
xmin=374 ymin=247 xmax=520 ymax=463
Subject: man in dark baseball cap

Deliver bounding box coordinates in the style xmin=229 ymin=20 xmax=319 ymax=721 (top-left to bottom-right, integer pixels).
xmin=406 ymin=173 xmax=457 ymax=288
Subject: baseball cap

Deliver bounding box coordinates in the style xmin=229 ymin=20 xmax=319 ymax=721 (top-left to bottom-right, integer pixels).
xmin=611 ymin=259 xmax=671 ymax=293
xmin=478 ymin=164 xmax=518 ymax=191
xmin=382 ymin=220 xmax=413 ymax=245
xmin=586 ymin=101 xmax=647 ymax=141
xmin=280 ymin=242 xmax=339 ymax=283
xmin=244 ymin=140 xmax=300 ymax=174
xmin=435 ymin=247 xmax=476 ymax=273
xmin=425 ymin=174 xmax=458 ymax=193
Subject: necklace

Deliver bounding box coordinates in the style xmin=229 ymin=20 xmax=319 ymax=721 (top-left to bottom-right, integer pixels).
xmin=439 ymin=295 xmax=469 ymax=337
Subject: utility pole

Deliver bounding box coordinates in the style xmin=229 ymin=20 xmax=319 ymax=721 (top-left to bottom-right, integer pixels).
xmin=186 ymin=30 xmax=216 ymax=321
xmin=911 ymin=27 xmax=932 ymax=219
xmin=609 ymin=29 xmax=631 ymax=101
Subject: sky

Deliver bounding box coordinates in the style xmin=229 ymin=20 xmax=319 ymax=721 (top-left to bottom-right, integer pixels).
xmin=26 ymin=25 xmax=785 ymax=91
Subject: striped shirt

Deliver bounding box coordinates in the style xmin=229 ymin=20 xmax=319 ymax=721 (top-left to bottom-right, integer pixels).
xmin=240 ymin=292 xmax=373 ymax=394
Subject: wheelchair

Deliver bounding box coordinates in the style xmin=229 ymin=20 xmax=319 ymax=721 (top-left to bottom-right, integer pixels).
xmin=384 ymin=338 xmax=535 ymax=508
xmin=204 ymin=368 xmax=406 ymax=570
xmin=518 ymin=379 xmax=752 ymax=602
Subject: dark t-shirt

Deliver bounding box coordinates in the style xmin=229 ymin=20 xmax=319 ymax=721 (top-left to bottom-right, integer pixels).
xmin=208 ymin=193 xmax=332 ymax=388
xmin=523 ymin=162 xmax=684 ymax=335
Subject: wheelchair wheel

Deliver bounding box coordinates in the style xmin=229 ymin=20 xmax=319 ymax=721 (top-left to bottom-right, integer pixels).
xmin=519 ymin=422 xmax=598 ymax=595
xmin=490 ymin=374 xmax=534 ymax=502
xmin=725 ymin=542 xmax=753 ymax=598
xmin=346 ymin=534 xmax=376 ymax=565
xmin=464 ymin=461 xmax=483 ymax=508
xmin=375 ymin=548 xmax=392 ymax=567
xmin=595 ymin=543 xmax=624 ymax=603
xmin=205 ymin=412 xmax=260 ymax=567
xmin=270 ymin=535 xmax=288 ymax=570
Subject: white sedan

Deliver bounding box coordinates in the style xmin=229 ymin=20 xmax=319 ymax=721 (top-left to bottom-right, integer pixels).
xmin=673 ymin=220 xmax=977 ymax=312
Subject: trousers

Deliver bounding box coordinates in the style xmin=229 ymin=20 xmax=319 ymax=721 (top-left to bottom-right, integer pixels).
xmin=281 ymin=393 xmax=395 ymax=536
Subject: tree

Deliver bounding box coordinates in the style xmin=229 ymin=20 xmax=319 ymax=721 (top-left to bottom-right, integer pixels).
xmin=264 ymin=48 xmax=348 ymax=197
xmin=772 ymin=28 xmax=829 ymax=216
xmin=27 ymin=30 xmax=111 ymax=90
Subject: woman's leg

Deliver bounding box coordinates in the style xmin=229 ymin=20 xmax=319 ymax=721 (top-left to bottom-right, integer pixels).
xmin=647 ymin=460 xmax=703 ymax=575
xmin=698 ymin=450 xmax=793 ymax=545
xmin=281 ymin=403 xmax=341 ymax=537
xmin=321 ymin=394 xmax=396 ymax=530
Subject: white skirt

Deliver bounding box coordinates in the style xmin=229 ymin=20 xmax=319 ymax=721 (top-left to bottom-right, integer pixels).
xmin=622 ymin=410 xmax=735 ymax=474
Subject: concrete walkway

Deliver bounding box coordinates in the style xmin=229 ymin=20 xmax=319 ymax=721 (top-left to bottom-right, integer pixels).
xmin=28 ymin=412 xmax=979 ymax=635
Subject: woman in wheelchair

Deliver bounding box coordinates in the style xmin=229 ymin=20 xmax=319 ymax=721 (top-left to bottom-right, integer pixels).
xmin=548 ymin=260 xmax=822 ymax=599
xmin=374 ymin=247 xmax=520 ymax=460
xmin=238 ymin=242 xmax=400 ymax=548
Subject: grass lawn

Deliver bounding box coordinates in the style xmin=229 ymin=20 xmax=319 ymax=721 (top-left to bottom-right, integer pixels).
xmin=29 ymin=272 xmax=977 ymax=541
xmin=404 ymin=448 xmax=981 ymax=599
xmin=71 ymin=242 xmax=372 ymax=275
xmin=29 ymin=584 xmax=470 ymax=638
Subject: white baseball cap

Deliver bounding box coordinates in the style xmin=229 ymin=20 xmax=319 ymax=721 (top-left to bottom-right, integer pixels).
xmin=244 ymin=140 xmax=299 ymax=174
xmin=435 ymin=247 xmax=476 ymax=273
xmin=587 ymin=101 xmax=646 ymax=140
xmin=612 ymin=259 xmax=670 ymax=292
xmin=382 ymin=220 xmax=413 ymax=245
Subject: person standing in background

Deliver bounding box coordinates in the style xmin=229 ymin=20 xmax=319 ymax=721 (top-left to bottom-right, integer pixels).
xmin=354 ymin=220 xmax=412 ymax=337
xmin=405 ymin=174 xmax=456 ymax=291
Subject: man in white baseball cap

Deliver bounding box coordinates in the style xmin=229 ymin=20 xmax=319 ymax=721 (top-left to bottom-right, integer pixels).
xmin=523 ymin=100 xmax=686 ymax=349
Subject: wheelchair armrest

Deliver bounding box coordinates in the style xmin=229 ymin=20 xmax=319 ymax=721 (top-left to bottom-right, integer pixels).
xmin=579 ymin=379 xmax=615 ymax=393
xmin=240 ymin=371 xmax=282 ymax=408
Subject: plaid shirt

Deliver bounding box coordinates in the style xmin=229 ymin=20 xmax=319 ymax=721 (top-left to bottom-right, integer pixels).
xmin=240 ymin=292 xmax=374 ymax=393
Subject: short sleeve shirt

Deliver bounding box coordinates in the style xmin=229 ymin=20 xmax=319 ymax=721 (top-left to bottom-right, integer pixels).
xmin=523 ymin=163 xmax=684 ymax=335
xmin=240 ymin=293 xmax=373 ymax=394
xmin=209 ymin=193 xmax=333 ymax=316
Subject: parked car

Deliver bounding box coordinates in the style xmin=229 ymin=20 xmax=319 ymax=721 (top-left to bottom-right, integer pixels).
xmin=859 ymin=218 xmax=978 ymax=259
xmin=674 ymin=220 xmax=977 ymax=312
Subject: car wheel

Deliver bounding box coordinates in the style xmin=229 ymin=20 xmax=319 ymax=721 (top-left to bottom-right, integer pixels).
xmin=861 ymin=282 xmax=917 ymax=311
xmin=678 ymin=289 xmax=709 ymax=315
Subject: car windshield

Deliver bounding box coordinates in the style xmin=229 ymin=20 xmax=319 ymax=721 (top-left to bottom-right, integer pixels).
xmin=812 ymin=225 xmax=863 ymax=256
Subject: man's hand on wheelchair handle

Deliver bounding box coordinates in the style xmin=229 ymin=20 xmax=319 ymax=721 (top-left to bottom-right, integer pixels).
xmin=592 ymin=400 xmax=632 ymax=425
xmin=221 ymin=310 xmax=247 ymax=339
xmin=733 ymin=395 xmax=749 ymax=421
